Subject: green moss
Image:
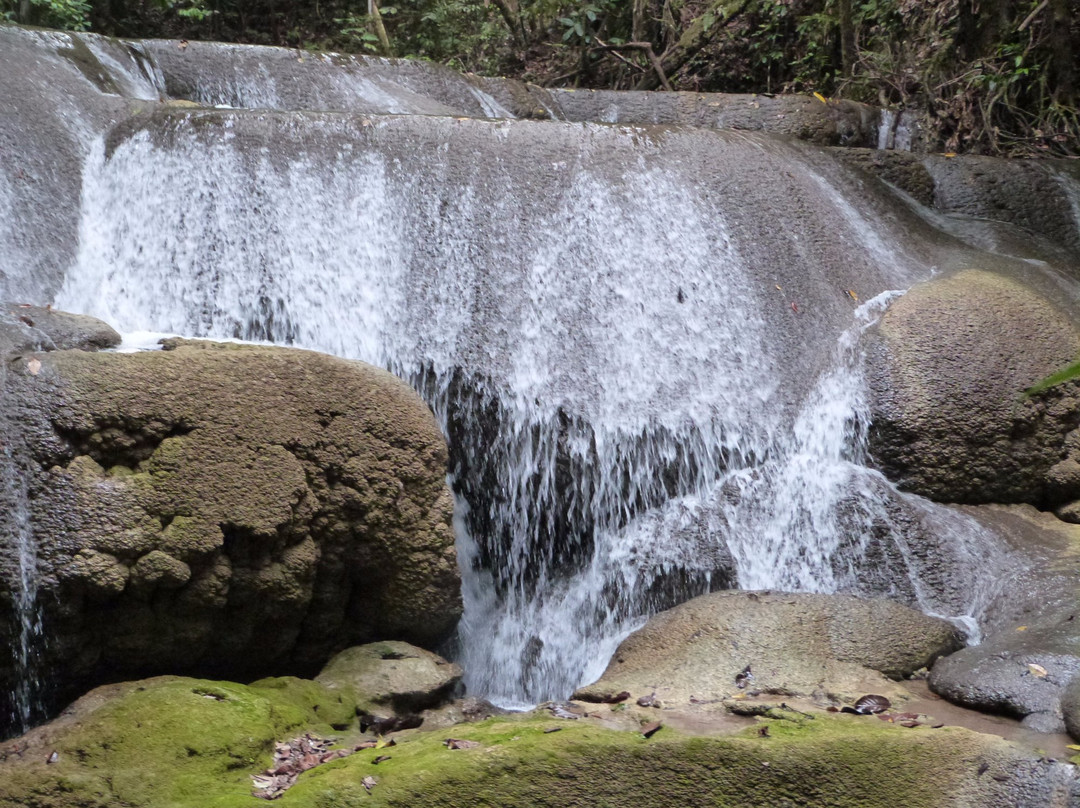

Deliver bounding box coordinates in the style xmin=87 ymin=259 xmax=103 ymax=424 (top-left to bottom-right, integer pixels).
xmin=0 ymin=676 xmax=357 ymax=808
xmin=0 ymin=676 xmax=1053 ymax=808
xmin=282 ymin=713 xmax=1024 ymax=808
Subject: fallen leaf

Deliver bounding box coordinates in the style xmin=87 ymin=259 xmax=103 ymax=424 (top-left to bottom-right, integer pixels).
xmin=362 ymin=776 xmax=378 ymax=792
xmin=636 ymin=693 xmax=658 ymax=708
xmin=640 ymin=721 xmax=663 ymax=738
xmin=27 ymin=357 xmax=41 ymax=375
xmin=846 ymin=289 xmax=858 ymax=301
xmin=1016 ymin=625 xmax=1028 ymax=632
xmin=1066 ymin=744 xmax=1080 ymax=751
xmin=813 ymin=92 xmax=828 ymax=104
xmin=790 ymin=302 xmax=800 ymax=314
xmin=543 ymin=727 xmax=563 ymax=734
xmin=1027 ymin=663 xmax=1049 ymax=678
xmin=372 ymin=755 xmax=392 ymax=764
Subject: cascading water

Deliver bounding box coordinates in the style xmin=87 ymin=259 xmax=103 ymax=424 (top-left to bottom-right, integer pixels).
xmin=0 ymin=440 xmax=45 ymax=732
xmin=56 ymin=109 xmax=1011 ymax=705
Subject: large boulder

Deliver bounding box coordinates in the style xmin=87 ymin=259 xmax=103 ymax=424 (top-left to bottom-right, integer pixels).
xmin=316 ymin=640 xmax=463 ymax=715
xmin=0 ymin=338 xmax=460 ymax=717
xmin=867 ymin=267 xmax=1080 ymax=506
xmin=0 ymin=670 xmax=1075 ymax=808
xmin=573 ymin=590 xmax=962 ymax=707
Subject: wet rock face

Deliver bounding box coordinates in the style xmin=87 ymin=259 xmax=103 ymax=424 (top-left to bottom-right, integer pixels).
xmin=925 ymin=156 xmax=1080 ymax=262
xmin=574 ymin=590 xmax=962 ymax=706
xmin=867 ymin=268 xmax=1080 ymax=507
xmin=925 ymin=506 xmax=1080 ymax=737
xmin=0 ymin=339 xmax=460 ymax=713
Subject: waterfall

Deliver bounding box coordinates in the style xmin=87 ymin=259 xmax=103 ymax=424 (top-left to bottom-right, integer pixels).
xmin=56 ymin=110 xmax=1008 ymax=704
xmin=0 ymin=440 xmax=45 ymax=732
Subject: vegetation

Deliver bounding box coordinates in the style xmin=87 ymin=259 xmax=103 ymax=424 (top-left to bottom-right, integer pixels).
xmin=1 ymin=0 xmax=1077 ymax=155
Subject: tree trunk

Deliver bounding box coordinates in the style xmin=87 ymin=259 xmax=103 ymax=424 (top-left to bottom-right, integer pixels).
xmin=371 ymin=0 xmax=392 ymax=56
xmin=837 ymin=0 xmax=855 ymax=78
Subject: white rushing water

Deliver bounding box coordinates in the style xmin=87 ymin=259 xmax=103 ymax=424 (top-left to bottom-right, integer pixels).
xmin=0 ymin=441 xmax=44 ymax=732
xmin=56 ymin=117 xmax=1007 ymax=705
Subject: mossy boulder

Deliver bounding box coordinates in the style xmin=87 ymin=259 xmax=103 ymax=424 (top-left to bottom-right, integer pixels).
xmin=0 ymin=339 xmax=460 ymax=714
xmin=317 ymin=641 xmax=462 ymax=715
xmin=575 ymin=590 xmax=962 ymax=708
xmin=867 ymin=268 xmax=1080 ymax=505
xmin=0 ymin=672 xmax=1075 ymax=808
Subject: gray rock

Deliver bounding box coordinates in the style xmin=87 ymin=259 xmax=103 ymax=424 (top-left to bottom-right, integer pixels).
xmin=867 ymin=267 xmax=1080 ymax=504
xmin=925 ymin=155 xmax=1080 ymax=262
xmin=0 ymin=339 xmax=461 ymax=712
xmin=1 ymin=304 xmax=120 ymax=353
xmin=574 ymin=590 xmax=962 ymax=706
xmin=926 ymin=505 xmax=1080 ymax=735
xmin=317 ymin=640 xmax=462 ymax=715
xmin=548 ymin=88 xmax=879 ymax=146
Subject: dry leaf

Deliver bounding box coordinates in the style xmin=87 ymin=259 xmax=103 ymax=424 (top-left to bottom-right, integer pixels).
xmin=640 ymin=721 xmax=663 ymax=738
xmin=1027 ymin=663 xmax=1049 ymax=678
xmin=27 ymin=357 xmax=41 ymax=376
xmin=1016 ymin=625 xmax=1028 ymax=632
xmin=362 ymin=776 xmax=378 ymax=792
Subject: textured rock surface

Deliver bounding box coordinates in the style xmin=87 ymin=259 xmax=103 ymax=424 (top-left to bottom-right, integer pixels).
xmin=0 ymin=671 xmax=1075 ymax=808
xmin=0 ymin=339 xmax=460 ymax=711
xmin=925 ymin=155 xmax=1080 ymax=261
xmin=547 ymin=89 xmax=880 ymax=146
xmin=574 ymin=590 xmax=962 ymax=707
xmin=317 ymin=641 xmax=462 ymax=714
xmin=0 ymin=303 xmax=120 ymax=353
xmin=928 ymin=505 xmax=1080 ymax=735
xmin=867 ymin=268 xmax=1080 ymax=505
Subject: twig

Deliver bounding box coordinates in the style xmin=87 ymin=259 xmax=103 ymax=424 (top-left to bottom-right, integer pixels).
xmin=1017 ymin=0 xmax=1048 ymax=32
xmin=591 ymin=36 xmax=648 ymax=73
xmin=590 ymin=41 xmax=672 ymax=90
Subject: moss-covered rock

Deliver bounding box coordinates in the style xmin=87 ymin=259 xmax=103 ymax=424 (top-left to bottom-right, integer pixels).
xmin=575 ymin=590 xmax=962 ymax=708
xmin=0 ymin=339 xmax=460 ymax=713
xmin=0 ymin=673 xmax=1074 ymax=808
xmin=317 ymin=641 xmax=463 ymax=715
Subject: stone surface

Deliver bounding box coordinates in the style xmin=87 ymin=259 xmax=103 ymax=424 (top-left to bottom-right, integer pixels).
xmin=316 ymin=641 xmax=463 ymax=714
xmin=0 ymin=339 xmax=460 ymax=713
xmin=574 ymin=590 xmax=962 ymax=708
xmin=0 ymin=671 xmax=1075 ymax=808
xmin=0 ymin=303 xmax=120 ymax=353
xmin=867 ymin=267 xmax=1080 ymax=505
xmin=927 ymin=505 xmax=1080 ymax=735
xmin=925 ymin=155 xmax=1080 ymax=261
xmin=547 ymin=88 xmax=880 ymax=146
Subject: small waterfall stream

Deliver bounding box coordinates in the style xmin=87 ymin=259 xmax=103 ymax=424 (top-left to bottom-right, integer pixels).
xmin=0 ymin=440 xmax=45 ymax=732
xmin=52 ymin=111 xmax=1013 ymax=705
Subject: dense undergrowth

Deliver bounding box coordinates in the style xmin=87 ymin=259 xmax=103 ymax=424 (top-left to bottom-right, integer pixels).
xmin=2 ymin=0 xmax=1078 ymax=155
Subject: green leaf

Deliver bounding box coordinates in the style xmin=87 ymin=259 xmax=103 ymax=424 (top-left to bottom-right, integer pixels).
xmin=1024 ymin=359 xmax=1080 ymax=396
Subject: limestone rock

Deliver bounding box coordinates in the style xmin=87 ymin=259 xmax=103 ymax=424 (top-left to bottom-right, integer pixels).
xmin=317 ymin=641 xmax=462 ymax=714
xmin=867 ymin=268 xmax=1080 ymax=504
xmin=547 ymin=89 xmax=879 ymax=146
xmin=574 ymin=590 xmax=961 ymax=707
xmin=1 ymin=304 xmax=120 ymax=357
xmin=0 ymin=339 xmax=460 ymax=713
xmin=926 ymin=505 xmax=1080 ymax=735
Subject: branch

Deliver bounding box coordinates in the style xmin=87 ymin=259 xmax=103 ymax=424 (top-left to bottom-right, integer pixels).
xmin=591 ymin=41 xmax=673 ymax=90
xmin=635 ymin=0 xmax=753 ymax=90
